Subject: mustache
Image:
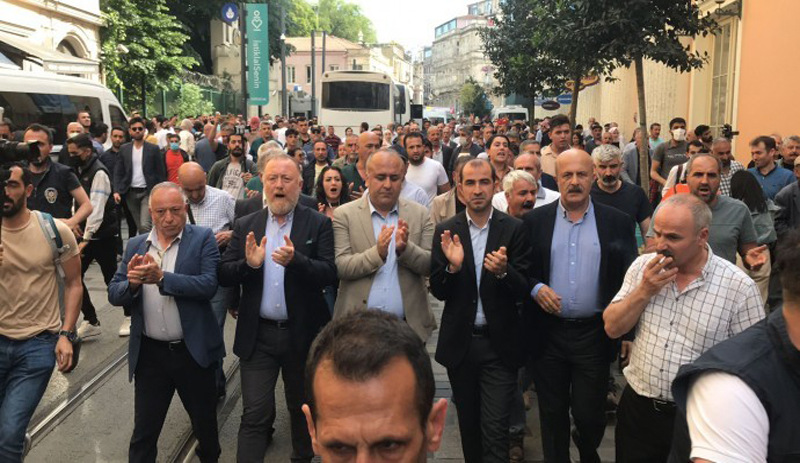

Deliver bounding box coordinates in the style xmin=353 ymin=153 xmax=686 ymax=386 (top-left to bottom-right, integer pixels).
xmin=522 ymin=201 xmax=535 ymax=209
xmin=567 ymin=186 xmax=583 ymax=193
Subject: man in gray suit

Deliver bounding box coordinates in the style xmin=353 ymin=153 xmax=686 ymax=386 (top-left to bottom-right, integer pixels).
xmin=332 ymin=148 xmax=436 ymax=342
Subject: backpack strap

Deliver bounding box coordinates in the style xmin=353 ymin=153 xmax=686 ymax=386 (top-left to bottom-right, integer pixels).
xmin=33 ymin=211 xmax=68 ymax=317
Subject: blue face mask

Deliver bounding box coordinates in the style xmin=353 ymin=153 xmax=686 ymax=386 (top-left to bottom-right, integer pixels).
xmin=169 ymin=142 xmax=180 ymax=151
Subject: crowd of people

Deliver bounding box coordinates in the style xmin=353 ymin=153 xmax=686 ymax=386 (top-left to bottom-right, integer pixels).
xmin=0 ymin=108 xmax=799 ymax=463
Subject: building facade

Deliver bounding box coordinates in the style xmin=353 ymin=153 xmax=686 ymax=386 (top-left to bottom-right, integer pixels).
xmin=573 ymin=0 xmax=797 ymax=162
xmin=0 ymin=0 xmax=102 ymax=80
xmin=428 ymin=0 xmax=503 ymax=113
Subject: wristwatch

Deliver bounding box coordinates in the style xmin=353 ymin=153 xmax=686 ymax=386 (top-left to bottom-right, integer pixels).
xmin=156 ymin=276 xmax=165 ymax=289
xmin=495 ymin=271 xmax=508 ymax=280
xmin=59 ymin=330 xmax=78 ymax=342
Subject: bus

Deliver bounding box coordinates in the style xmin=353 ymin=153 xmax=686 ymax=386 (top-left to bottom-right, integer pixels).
xmin=319 ymin=70 xmax=411 ymax=135
xmin=423 ymin=106 xmax=453 ymax=125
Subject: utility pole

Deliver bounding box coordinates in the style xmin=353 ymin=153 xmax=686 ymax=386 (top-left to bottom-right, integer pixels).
xmin=280 ymin=6 xmax=287 ymax=117
xmin=311 ymin=31 xmax=316 ymax=119
xmin=321 ymin=31 xmax=327 ymax=75
xmin=239 ymin=3 xmax=247 ymax=118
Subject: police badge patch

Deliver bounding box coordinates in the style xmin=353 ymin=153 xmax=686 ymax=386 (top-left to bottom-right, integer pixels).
xmin=44 ymin=187 xmax=58 ymax=204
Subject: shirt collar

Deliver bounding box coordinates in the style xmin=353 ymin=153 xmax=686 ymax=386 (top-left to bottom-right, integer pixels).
xmin=557 ymin=199 xmax=593 ymax=222
xmin=267 ymin=209 xmax=294 ymax=225
xmin=146 ymin=228 xmax=184 ymax=251
xmin=466 ymin=208 xmax=493 ymax=231
xmin=368 ymin=197 xmax=399 ymax=217
xmin=536 ymin=181 xmax=547 ymax=199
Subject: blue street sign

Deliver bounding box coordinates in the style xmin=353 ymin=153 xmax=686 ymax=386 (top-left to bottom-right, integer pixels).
xmin=556 ymin=94 xmax=572 ymax=105
xmin=221 ymin=3 xmax=239 ymax=24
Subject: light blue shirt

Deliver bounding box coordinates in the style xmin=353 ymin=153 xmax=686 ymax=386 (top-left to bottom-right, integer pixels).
xmin=467 ymin=209 xmax=492 ymax=326
xmin=260 ymin=211 xmax=294 ymax=320
xmin=532 ymin=201 xmax=601 ymax=318
xmin=366 ymin=199 xmax=404 ymax=318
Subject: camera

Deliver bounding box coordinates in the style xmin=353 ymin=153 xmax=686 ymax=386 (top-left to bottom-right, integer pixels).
xmin=0 ymin=140 xmax=40 ymax=164
xmin=721 ymin=124 xmax=739 ymax=140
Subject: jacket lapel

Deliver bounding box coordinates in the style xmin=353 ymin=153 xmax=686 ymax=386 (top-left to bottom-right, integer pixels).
xmin=541 ymin=202 xmax=558 ymax=283
xmin=357 ymin=196 xmax=377 ymax=247
xmin=454 ymin=213 xmax=477 ymax=288
xmin=174 ymin=225 xmax=193 ymax=273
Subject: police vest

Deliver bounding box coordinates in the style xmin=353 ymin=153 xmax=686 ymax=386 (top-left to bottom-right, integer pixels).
xmin=77 ymin=155 xmax=118 ymax=240
xmin=672 ymin=309 xmax=800 ymax=462
xmin=29 ymin=161 xmax=76 ymax=219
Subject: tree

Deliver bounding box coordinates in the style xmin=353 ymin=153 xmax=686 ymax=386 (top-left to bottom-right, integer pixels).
xmin=101 ymin=0 xmax=197 ymax=109
xmin=165 ymin=0 xmax=318 ymax=74
xmin=460 ymin=78 xmax=493 ymax=119
xmin=315 ymin=0 xmax=377 ymax=43
xmin=483 ymin=0 xmax=717 ymax=190
xmin=599 ymin=0 xmax=717 ymax=189
xmin=176 ymin=83 xmax=214 ymax=118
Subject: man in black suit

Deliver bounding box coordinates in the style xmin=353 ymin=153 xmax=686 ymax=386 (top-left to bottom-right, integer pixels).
xmin=220 ymin=153 xmax=336 ymax=462
xmin=430 ymin=158 xmax=531 ymax=463
xmin=447 ymin=125 xmax=485 ymax=176
xmin=522 ymin=149 xmax=638 ymax=463
xmin=302 ymin=140 xmax=331 ymax=196
xmin=113 ymin=116 xmax=166 ymax=234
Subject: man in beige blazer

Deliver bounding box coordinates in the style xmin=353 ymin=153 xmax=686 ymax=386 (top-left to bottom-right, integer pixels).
xmin=431 ymin=155 xmax=471 ymax=225
xmin=332 ymin=148 xmax=436 ymax=342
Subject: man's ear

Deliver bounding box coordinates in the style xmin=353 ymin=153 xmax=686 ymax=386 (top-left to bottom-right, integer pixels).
xmin=425 ymin=398 xmax=448 ymax=452
xmin=302 ymin=404 xmax=321 ymax=454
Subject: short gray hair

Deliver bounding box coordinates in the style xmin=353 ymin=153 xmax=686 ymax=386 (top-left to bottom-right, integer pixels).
xmin=784 ymin=135 xmax=800 ymax=145
xmin=149 ymin=181 xmax=187 ymax=206
xmin=263 ymin=152 xmax=302 ymax=175
xmin=591 ymin=144 xmax=623 ymax=164
xmin=257 ymin=147 xmax=286 ymax=173
xmin=660 ymin=193 xmax=712 ymax=233
xmin=711 ymin=137 xmax=731 ymax=148
xmin=502 ymin=170 xmax=537 ymax=195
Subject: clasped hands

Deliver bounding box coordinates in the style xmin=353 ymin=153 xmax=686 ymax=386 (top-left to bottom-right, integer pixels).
xmin=376 ymin=219 xmax=411 ymax=261
xmin=439 ymin=230 xmax=507 ymax=276
xmin=245 ymin=232 xmax=295 ymax=268
xmin=127 ymin=254 xmax=164 ymax=290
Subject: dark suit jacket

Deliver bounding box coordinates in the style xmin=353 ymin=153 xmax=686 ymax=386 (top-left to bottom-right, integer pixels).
xmin=541 ymin=172 xmax=558 ymax=191
xmin=108 ymin=225 xmax=224 ymax=380
xmin=430 ymin=210 xmax=531 ymax=370
xmin=441 ymin=145 xmax=455 ymax=179
xmin=446 ymin=143 xmax=484 ymax=175
xmin=521 ymin=201 xmax=638 ymax=355
xmin=234 ymin=193 xmax=318 ymax=220
xmin=775 ymin=181 xmax=800 ymax=238
xmin=113 ymin=141 xmax=165 ymax=195
xmin=219 ymin=203 xmax=337 ymax=359
xmin=303 ymin=161 xmax=330 ymax=196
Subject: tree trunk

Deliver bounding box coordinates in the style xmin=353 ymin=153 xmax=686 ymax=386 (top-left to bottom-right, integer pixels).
xmin=634 ymin=56 xmax=649 ymax=190
xmin=568 ymin=72 xmax=581 ymax=127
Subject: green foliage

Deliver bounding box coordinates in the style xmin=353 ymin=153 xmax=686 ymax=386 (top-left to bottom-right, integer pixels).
xmin=316 ymin=0 xmax=377 ymax=43
xmin=176 ymin=83 xmax=214 ymax=118
xmin=460 ymin=78 xmax=493 ymax=119
xmin=482 ymin=0 xmax=718 ymax=122
xmin=101 ymin=0 xmax=197 ymax=96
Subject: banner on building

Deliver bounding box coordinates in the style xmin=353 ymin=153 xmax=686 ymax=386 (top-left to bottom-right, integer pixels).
xmin=246 ymin=3 xmax=269 ymax=105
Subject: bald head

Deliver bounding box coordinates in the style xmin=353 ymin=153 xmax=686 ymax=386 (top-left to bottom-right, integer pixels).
xmin=178 ymin=162 xmax=208 ymax=204
xmin=514 ymin=152 xmax=542 ymax=180
xmin=67 ymin=122 xmax=84 ymax=137
xmin=203 ymin=123 xmax=215 ymax=138
xmin=357 ymin=131 xmax=381 ymax=166
xmin=555 ymin=149 xmax=593 ymax=175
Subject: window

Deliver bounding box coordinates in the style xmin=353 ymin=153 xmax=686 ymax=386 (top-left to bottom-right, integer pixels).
xmin=306 ymin=65 xmax=312 ymax=84
xmin=322 ymin=81 xmax=390 ymax=110
xmin=0 ymin=92 xmax=102 ymax=147
xmin=329 ymin=65 xmax=339 ymax=72
xmin=109 ymin=105 xmax=127 ymax=131
xmin=287 ymin=66 xmax=296 ymax=83
xmin=710 ymin=20 xmax=736 ymax=136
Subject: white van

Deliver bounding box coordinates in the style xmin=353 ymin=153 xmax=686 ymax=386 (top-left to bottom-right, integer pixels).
xmin=0 ymin=69 xmax=126 ymax=152
xmin=492 ymin=105 xmax=528 ymax=123
xmin=423 ymin=106 xmax=453 ymax=125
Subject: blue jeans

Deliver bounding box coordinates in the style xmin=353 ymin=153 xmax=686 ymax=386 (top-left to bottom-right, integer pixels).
xmin=0 ymin=332 xmax=57 ymax=461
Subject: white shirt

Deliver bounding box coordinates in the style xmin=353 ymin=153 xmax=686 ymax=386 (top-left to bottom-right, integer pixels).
xmin=431 ymin=146 xmax=444 ymax=165
xmin=155 ymin=128 xmax=173 ymax=149
xmin=687 ymin=371 xmax=769 ymax=462
xmin=491 ymin=183 xmax=560 ymax=213
xmin=614 ymin=248 xmax=764 ymax=401
xmin=405 ymin=157 xmax=449 ymax=204
xmin=131 ymin=144 xmax=146 ymax=188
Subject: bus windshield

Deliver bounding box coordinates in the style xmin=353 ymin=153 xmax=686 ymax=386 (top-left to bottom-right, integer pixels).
xmin=322 ymin=81 xmax=390 ymax=111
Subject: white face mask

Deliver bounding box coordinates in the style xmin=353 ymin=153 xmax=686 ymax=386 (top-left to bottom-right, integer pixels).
xmin=458 ymin=136 xmax=467 ymax=146
xmin=672 ymin=128 xmax=686 ymax=141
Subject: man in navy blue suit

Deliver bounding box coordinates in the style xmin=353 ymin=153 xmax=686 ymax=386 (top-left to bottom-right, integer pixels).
xmin=108 ymin=182 xmax=224 ymax=463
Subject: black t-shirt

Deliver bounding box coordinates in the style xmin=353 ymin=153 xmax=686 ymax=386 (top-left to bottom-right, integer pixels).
xmin=590 ymin=180 xmax=652 ymax=226
xmin=29 ymin=161 xmax=81 ymax=219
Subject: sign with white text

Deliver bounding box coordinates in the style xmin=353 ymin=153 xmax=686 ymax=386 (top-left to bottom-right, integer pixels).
xmin=246 ymin=3 xmax=269 ymax=105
